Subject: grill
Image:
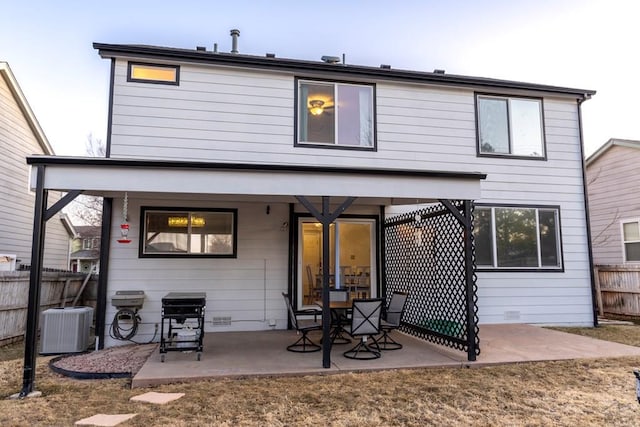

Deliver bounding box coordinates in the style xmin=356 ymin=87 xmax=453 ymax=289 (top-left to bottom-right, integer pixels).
xmin=159 ymin=292 xmax=206 ymax=362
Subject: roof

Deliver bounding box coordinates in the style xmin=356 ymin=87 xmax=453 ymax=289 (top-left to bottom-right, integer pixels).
xmin=70 ymin=249 xmax=99 ymax=260
xmin=74 ymin=225 xmax=101 ymax=238
xmin=585 ymin=138 xmax=640 ymax=166
xmin=0 ymin=62 xmax=55 ymax=155
xmin=93 ymin=42 xmax=596 ymax=100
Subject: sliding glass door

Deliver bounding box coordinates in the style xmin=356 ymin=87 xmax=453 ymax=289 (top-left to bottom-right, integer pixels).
xmin=298 ymin=218 xmax=376 ymax=308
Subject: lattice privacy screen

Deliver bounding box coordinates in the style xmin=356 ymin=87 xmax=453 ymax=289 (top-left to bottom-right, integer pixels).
xmin=384 ymin=200 xmax=480 ymax=358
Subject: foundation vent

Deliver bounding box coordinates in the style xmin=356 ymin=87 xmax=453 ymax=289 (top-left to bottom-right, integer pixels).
xmin=211 ymin=316 xmax=232 ymax=326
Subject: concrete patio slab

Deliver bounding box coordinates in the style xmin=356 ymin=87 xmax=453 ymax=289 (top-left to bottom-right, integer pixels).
xmin=130 ymin=391 xmax=185 ymax=404
xmin=74 ymin=413 xmax=137 ymax=426
xmin=131 ymin=324 xmax=640 ymax=388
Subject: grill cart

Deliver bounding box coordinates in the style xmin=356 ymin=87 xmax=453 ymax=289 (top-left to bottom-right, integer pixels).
xmin=159 ymin=292 xmax=206 ymax=362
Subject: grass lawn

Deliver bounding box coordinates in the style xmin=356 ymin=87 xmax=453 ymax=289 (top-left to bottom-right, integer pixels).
xmin=1 ymin=325 xmax=640 ymax=426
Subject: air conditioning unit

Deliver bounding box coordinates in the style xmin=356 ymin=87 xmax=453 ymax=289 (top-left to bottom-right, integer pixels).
xmin=40 ymin=307 xmax=94 ymax=354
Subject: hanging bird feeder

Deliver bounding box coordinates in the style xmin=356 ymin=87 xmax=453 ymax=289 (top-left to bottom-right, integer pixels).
xmin=117 ymin=192 xmax=132 ymax=244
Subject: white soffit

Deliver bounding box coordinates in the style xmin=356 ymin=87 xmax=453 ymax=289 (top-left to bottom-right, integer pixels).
xmin=41 ymin=165 xmax=483 ymax=201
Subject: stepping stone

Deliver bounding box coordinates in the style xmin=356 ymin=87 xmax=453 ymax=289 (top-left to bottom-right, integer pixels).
xmin=130 ymin=391 xmax=185 ymax=405
xmin=75 ymin=413 xmax=137 ymax=426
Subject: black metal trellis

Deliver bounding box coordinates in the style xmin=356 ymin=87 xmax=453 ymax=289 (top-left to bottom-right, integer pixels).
xmin=383 ymin=200 xmax=480 ymax=360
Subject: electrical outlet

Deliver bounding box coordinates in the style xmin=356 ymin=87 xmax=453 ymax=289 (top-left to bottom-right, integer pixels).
xmin=268 ymin=319 xmax=277 ymax=326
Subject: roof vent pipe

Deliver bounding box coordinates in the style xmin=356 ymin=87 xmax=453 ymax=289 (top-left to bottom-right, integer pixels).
xmin=230 ymin=29 xmax=240 ymax=54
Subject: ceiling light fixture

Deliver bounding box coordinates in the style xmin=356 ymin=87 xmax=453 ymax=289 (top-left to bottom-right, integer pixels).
xmin=309 ymin=100 xmax=324 ymax=116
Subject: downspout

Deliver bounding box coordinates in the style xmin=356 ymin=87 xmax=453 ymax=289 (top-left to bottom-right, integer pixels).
xmin=19 ymin=165 xmax=47 ymax=398
xmin=577 ymin=94 xmax=599 ymax=327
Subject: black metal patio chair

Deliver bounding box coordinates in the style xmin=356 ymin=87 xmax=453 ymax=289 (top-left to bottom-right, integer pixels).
xmin=375 ymin=291 xmax=408 ymax=350
xmin=343 ymin=298 xmax=384 ymax=360
xmin=282 ymin=293 xmax=322 ymax=353
xmin=329 ymin=289 xmax=351 ymax=344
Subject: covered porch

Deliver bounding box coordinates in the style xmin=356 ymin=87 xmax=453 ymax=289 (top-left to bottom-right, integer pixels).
xmin=20 ymin=155 xmax=486 ymax=397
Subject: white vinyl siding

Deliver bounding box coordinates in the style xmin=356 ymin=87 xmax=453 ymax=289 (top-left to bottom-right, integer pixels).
xmin=107 ymin=58 xmax=592 ymax=327
xmin=0 ymin=74 xmax=70 ymax=270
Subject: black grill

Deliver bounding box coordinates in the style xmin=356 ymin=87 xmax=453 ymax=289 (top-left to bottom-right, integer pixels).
xmin=159 ymin=292 xmax=206 ymax=362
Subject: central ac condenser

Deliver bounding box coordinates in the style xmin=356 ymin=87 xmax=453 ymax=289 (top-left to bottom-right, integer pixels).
xmin=40 ymin=306 xmax=94 ymax=354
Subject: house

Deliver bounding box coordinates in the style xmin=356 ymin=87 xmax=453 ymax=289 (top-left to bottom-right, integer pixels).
xmin=0 ymin=62 xmax=74 ymax=271
xmin=586 ymin=138 xmax=640 ymax=265
xmin=69 ymin=225 xmax=101 ymax=273
xmin=20 ymin=31 xmax=598 ymax=395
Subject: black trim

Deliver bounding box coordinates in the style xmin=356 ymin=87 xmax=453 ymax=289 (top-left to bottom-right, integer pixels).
xmin=95 ymin=198 xmax=113 ymax=350
xmin=45 ymin=190 xmax=83 ymax=221
xmin=475 ymin=93 xmax=548 ymax=161
xmin=287 ymin=203 xmax=295 ymax=317
xmin=26 ymin=155 xmax=487 ymax=181
xmin=93 ymin=43 xmax=595 ymax=98
xmin=139 ymin=206 xmax=238 ymax=258
xmin=473 ymin=203 xmax=565 ymax=272
xmin=293 ymin=77 xmax=377 ymax=151
xmin=127 ymin=61 xmax=180 ymax=85
xmin=106 ymin=59 xmax=115 ymax=158
xmin=577 ymin=99 xmax=599 ymax=327
xmin=378 ymin=205 xmax=385 ymax=300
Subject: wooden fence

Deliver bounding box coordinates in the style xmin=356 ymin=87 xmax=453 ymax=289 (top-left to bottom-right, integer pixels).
xmin=594 ymin=265 xmax=640 ymax=316
xmin=0 ymin=271 xmax=97 ymax=346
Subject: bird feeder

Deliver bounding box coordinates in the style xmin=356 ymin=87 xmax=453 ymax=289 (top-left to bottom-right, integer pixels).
xmin=117 ymin=192 xmax=132 ymax=244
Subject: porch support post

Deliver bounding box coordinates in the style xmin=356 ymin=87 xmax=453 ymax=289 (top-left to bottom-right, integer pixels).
xmin=20 ymin=166 xmax=47 ymax=398
xmin=440 ymin=199 xmax=478 ymax=361
xmin=462 ymin=200 xmax=477 ymax=361
xmin=295 ymin=196 xmax=356 ymax=369
xmin=95 ymin=197 xmax=113 ymax=350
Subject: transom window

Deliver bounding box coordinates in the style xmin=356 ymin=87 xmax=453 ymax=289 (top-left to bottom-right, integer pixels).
xmin=473 ymin=205 xmax=562 ymax=270
xmin=476 ymin=94 xmax=544 ymax=158
xmin=141 ymin=207 xmax=237 ymax=257
xmin=297 ymin=79 xmax=375 ymax=149
xmin=128 ymin=62 xmax=180 ymax=85
xmin=622 ymin=220 xmax=640 ymax=262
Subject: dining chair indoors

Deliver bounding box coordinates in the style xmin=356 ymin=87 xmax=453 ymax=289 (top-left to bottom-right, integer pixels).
xmin=343 ymin=298 xmax=384 ymax=360
xmin=282 ymin=293 xmax=322 ymax=353
xmin=376 ymin=291 xmax=408 ymax=350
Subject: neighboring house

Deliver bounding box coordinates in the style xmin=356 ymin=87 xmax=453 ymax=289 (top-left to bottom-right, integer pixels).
xmin=586 ymin=138 xmax=640 ymax=265
xmin=23 ymin=33 xmax=597 ymax=360
xmin=0 ymin=62 xmax=74 ymax=271
xmin=69 ymin=225 xmax=101 ymax=273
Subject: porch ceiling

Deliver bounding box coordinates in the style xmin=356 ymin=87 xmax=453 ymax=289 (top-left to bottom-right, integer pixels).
xmin=27 ymin=156 xmax=486 ymax=204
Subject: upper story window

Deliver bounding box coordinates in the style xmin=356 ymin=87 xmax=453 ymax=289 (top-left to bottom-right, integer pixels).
xmin=296 ymin=79 xmax=375 ymax=150
xmin=476 ymin=94 xmax=545 ymax=159
xmin=473 ymin=205 xmax=562 ymax=270
xmin=127 ymin=62 xmax=180 ymax=85
xmin=622 ymin=220 xmax=640 ymax=262
xmin=140 ymin=207 xmax=237 ymax=258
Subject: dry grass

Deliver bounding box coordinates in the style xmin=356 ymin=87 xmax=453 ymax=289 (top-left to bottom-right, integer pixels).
xmin=1 ymin=325 xmax=640 ymax=426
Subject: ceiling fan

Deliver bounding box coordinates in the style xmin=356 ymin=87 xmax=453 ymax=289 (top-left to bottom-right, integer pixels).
xmin=308 ymin=99 xmax=335 ymax=116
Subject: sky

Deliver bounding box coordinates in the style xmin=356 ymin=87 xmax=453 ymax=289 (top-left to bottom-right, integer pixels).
xmin=2 ymin=0 xmax=639 ymax=157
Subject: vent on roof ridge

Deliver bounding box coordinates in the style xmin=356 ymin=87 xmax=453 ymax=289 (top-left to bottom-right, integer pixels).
xmin=433 ymin=69 xmax=446 ymax=74
xmin=380 ymin=64 xmax=391 ymax=69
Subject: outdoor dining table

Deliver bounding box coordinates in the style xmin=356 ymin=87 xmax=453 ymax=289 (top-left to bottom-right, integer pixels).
xmin=315 ymin=300 xmax=352 ymax=345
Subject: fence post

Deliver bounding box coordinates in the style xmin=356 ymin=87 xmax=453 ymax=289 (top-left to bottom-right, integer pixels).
xmin=593 ymin=266 xmax=603 ymax=317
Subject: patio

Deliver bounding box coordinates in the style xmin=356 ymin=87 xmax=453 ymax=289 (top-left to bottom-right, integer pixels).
xmin=131 ymin=324 xmax=640 ymax=388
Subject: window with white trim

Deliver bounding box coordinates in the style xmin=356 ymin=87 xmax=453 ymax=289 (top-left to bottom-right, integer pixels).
xmin=476 ymin=95 xmax=544 ymax=158
xmin=473 ymin=206 xmax=561 ymax=269
xmin=297 ymin=79 xmax=375 ymax=149
xmin=141 ymin=207 xmax=237 ymax=257
xmin=622 ymin=220 xmax=640 ymax=262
